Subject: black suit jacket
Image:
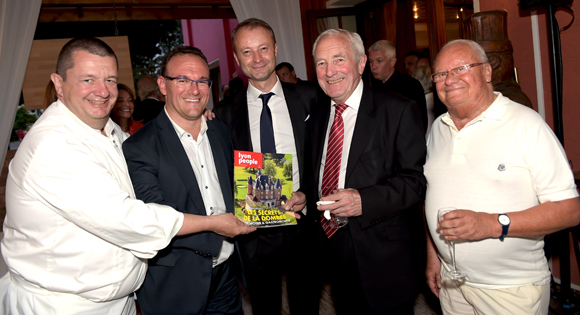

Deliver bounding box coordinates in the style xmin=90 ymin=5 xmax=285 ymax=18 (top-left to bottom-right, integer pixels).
xmin=214 ymin=81 xmax=323 ymax=259
xmin=310 ymin=84 xmax=427 ymax=310
xmin=122 ymin=111 xmax=239 ymax=315
xmin=372 ymin=69 xmax=428 ymax=132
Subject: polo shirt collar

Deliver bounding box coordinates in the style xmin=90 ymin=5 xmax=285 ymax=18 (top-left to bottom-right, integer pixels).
xmin=441 ymin=91 xmax=507 ymax=128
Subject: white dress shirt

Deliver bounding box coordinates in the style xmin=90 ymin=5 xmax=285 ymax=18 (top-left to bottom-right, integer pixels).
xmin=2 ymin=101 xmax=183 ymax=309
xmin=165 ymin=108 xmax=234 ymax=267
xmin=247 ymin=77 xmax=300 ymax=192
xmin=319 ymin=80 xmax=364 ymax=191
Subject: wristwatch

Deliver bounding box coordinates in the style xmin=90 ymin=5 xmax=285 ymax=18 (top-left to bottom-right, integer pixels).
xmin=498 ymin=214 xmax=511 ymax=241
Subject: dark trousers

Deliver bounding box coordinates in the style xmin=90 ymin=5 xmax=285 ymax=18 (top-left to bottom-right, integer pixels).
xmin=242 ymin=224 xmax=320 ymax=315
xmin=204 ymin=260 xmax=243 ymax=315
xmin=322 ymin=227 xmax=415 ymax=315
xmin=141 ymin=259 xmax=242 ymax=315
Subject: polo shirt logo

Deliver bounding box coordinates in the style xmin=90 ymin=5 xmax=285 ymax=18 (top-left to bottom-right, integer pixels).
xmin=498 ymin=164 xmax=506 ymax=171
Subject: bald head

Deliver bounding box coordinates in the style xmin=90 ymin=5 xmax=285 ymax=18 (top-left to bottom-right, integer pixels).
xmin=137 ymin=75 xmax=161 ymax=101
xmin=433 ymin=39 xmax=494 ymax=113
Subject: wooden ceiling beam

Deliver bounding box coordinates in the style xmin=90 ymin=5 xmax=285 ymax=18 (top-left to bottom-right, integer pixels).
xmin=38 ymin=6 xmax=236 ymax=22
xmin=42 ymin=0 xmax=230 ymax=6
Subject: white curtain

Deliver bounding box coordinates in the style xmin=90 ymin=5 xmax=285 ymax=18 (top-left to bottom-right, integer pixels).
xmin=230 ymin=0 xmax=308 ymax=81
xmin=0 ymin=0 xmax=42 ymax=167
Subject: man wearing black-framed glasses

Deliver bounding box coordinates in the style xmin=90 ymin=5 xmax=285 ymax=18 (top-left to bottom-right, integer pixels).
xmin=424 ymin=39 xmax=580 ymax=315
xmin=123 ymin=46 xmax=256 ymax=315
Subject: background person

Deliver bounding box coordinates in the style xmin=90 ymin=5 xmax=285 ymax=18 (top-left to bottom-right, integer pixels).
xmin=110 ymin=83 xmax=143 ymax=135
xmin=403 ymin=50 xmax=420 ymax=76
xmin=411 ymin=65 xmax=435 ymax=137
xmin=368 ymin=40 xmax=427 ymax=132
xmin=275 ymin=62 xmax=299 ymax=84
xmin=133 ymin=74 xmax=166 ymax=124
xmin=43 ymin=79 xmax=58 ymax=108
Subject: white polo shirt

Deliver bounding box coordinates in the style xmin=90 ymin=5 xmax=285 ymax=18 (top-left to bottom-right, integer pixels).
xmin=425 ymin=92 xmax=578 ymax=289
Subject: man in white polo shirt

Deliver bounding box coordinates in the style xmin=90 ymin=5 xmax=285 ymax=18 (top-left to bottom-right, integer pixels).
xmin=424 ymin=39 xmax=580 ymax=314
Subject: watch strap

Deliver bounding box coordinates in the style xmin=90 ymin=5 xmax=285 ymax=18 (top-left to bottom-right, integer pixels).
xmin=498 ymin=214 xmax=509 ymax=241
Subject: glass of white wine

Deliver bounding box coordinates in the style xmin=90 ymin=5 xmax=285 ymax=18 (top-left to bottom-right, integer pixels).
xmin=438 ymin=207 xmax=467 ymax=280
xmin=318 ymin=186 xmax=348 ymax=228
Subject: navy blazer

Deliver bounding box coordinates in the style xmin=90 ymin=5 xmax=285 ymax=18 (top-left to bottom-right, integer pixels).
xmin=310 ymin=84 xmax=427 ymax=310
xmin=122 ymin=110 xmax=240 ymax=315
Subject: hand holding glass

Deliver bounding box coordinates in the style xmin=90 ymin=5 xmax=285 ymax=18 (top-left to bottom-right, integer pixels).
xmin=438 ymin=207 xmax=467 ymax=280
xmin=318 ymin=187 xmax=348 ymax=228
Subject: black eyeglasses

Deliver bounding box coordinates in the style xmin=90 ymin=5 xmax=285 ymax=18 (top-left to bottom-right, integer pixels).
xmin=164 ymin=76 xmax=213 ymax=90
xmin=431 ymin=63 xmax=485 ymax=83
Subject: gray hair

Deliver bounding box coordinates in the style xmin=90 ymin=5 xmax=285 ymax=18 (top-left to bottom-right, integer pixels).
xmin=437 ymin=39 xmax=489 ymax=64
xmin=368 ymin=40 xmax=396 ymax=60
xmin=312 ymin=29 xmax=365 ymax=63
xmin=411 ymin=65 xmax=432 ymax=94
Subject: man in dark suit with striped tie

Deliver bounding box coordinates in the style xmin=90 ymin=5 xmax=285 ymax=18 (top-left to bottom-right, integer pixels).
xmin=311 ymin=29 xmax=427 ymax=315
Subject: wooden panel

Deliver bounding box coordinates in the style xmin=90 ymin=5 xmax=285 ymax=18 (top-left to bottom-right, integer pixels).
xmin=426 ymin=0 xmax=446 ymax=62
xmin=39 ymin=6 xmax=236 ymax=22
xmin=22 ymin=36 xmax=134 ymax=110
xmin=382 ymin=1 xmax=397 ymax=44
xmin=42 ymin=0 xmax=230 ymax=5
xmin=395 ymin=0 xmax=417 ymax=62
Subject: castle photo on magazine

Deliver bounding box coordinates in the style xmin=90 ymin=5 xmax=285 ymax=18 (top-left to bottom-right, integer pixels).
xmin=234 ymin=150 xmax=297 ymax=227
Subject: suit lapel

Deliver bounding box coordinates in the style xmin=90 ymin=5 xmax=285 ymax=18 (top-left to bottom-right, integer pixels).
xmin=281 ymin=84 xmax=306 ymax=179
xmin=231 ymin=88 xmax=253 ymax=151
xmin=312 ymin=99 xmax=332 ymax=185
xmin=345 ymin=84 xmax=376 ymax=184
xmin=206 ymin=121 xmax=234 ymax=214
xmin=156 ymin=111 xmax=207 ymax=215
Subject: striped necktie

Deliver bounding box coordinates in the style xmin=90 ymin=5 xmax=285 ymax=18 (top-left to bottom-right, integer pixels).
xmin=320 ymin=103 xmax=348 ymax=238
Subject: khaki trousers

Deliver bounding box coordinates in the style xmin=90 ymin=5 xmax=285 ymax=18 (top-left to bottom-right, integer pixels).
xmin=439 ymin=277 xmax=550 ymax=315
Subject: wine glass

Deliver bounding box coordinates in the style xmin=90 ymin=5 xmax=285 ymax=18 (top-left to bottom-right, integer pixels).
xmin=438 ymin=207 xmax=467 ymax=280
xmin=210 ymin=207 xmax=226 ymax=216
xmin=318 ymin=186 xmax=348 ymax=228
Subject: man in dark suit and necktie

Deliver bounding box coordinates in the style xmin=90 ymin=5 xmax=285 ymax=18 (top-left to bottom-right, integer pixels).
xmin=123 ymin=46 xmax=256 ymax=315
xmin=311 ymin=29 xmax=427 ymax=314
xmin=214 ymin=18 xmax=321 ymax=315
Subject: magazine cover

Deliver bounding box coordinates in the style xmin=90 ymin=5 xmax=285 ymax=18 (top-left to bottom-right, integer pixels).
xmin=234 ymin=150 xmax=298 ymax=227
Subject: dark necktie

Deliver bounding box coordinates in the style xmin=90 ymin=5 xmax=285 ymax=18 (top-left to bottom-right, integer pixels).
xmin=259 ymin=92 xmax=276 ymax=153
xmin=320 ymin=103 xmax=349 ymax=238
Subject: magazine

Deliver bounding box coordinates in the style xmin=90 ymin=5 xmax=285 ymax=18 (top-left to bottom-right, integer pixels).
xmin=234 ymin=150 xmax=297 ymax=227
